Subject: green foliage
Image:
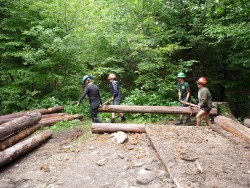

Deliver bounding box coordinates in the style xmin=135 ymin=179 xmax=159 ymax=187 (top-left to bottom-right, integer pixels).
xmin=1 ymin=0 xmax=249 ymax=119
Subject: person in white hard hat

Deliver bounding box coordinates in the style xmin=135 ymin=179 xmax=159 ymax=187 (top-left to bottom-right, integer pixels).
xmin=108 ymin=74 xmax=126 ymax=123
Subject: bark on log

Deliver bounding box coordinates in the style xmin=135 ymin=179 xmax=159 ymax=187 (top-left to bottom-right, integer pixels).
xmin=0 ymin=130 xmax=53 ymax=167
xmin=92 ymin=123 xmax=145 ymax=134
xmin=0 ymin=112 xmax=42 ymax=140
xmin=214 ymin=116 xmax=250 ymax=143
xmin=39 ymin=114 xmax=83 ymax=128
xmin=0 ymin=114 xmax=83 ymax=150
xmin=99 ymin=105 xmax=218 ymax=115
xmin=243 ymin=118 xmax=250 ymax=128
xmin=0 ymin=124 xmax=42 ymax=151
xmin=41 ymin=113 xmax=68 ymax=118
xmin=0 ymin=106 xmax=64 ymax=120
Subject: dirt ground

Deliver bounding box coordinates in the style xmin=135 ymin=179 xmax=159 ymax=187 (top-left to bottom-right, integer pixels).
xmin=0 ymin=124 xmax=176 ymax=188
xmin=0 ymin=120 xmax=249 ymax=188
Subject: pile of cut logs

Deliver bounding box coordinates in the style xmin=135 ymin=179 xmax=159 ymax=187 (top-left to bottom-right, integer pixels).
xmin=0 ymin=106 xmax=83 ymax=167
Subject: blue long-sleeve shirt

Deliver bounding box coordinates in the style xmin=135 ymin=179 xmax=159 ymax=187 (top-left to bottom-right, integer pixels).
xmin=78 ymin=83 xmax=102 ymax=104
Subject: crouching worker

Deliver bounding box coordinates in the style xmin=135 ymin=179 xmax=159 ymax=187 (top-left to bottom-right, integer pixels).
xmin=196 ymin=77 xmax=212 ymax=126
xmin=77 ymin=75 xmax=102 ymax=123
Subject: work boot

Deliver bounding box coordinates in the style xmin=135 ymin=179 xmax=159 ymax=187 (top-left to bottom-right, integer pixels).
xmin=121 ymin=116 xmax=126 ymax=122
xmin=110 ymin=118 xmax=115 ymax=123
xmin=184 ymin=117 xmax=191 ymax=124
xmin=93 ymin=117 xmax=102 ymax=123
xmin=175 ymin=120 xmax=183 ymax=125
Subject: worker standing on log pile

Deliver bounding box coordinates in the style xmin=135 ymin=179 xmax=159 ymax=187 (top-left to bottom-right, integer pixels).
xmin=196 ymin=77 xmax=213 ymax=126
xmin=175 ymin=72 xmax=191 ymax=125
xmin=77 ymin=75 xmax=103 ymax=123
xmin=108 ymin=73 xmax=126 ymax=123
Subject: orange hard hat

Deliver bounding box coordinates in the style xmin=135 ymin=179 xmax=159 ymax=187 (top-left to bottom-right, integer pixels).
xmin=108 ymin=73 xmax=116 ymax=80
xmin=196 ymin=77 xmax=207 ymax=85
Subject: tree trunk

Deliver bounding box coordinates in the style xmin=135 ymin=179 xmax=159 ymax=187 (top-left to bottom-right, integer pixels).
xmin=0 ymin=106 xmax=64 ymax=120
xmin=92 ymin=123 xmax=145 ymax=134
xmin=243 ymin=118 xmax=250 ymax=128
xmin=0 ymin=112 xmax=42 ymax=140
xmin=41 ymin=113 xmax=68 ymax=118
xmin=0 ymin=130 xmax=53 ymax=167
xmin=214 ymin=116 xmax=250 ymax=143
xmin=99 ymin=105 xmax=218 ymax=115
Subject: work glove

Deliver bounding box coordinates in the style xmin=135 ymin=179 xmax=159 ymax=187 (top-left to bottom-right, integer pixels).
xmin=76 ymin=102 xmax=80 ymax=106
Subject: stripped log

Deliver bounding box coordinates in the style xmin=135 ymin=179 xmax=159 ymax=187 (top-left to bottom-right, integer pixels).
xmin=0 ymin=114 xmax=83 ymax=150
xmin=214 ymin=116 xmax=250 ymax=143
xmin=0 ymin=112 xmax=68 ymax=125
xmin=0 ymin=130 xmax=53 ymax=167
xmin=92 ymin=123 xmax=145 ymax=134
xmin=0 ymin=106 xmax=64 ymax=120
xmin=41 ymin=113 xmax=68 ymax=118
xmin=0 ymin=112 xmax=42 ymax=140
xmin=99 ymin=105 xmax=218 ymax=115
xmin=39 ymin=114 xmax=83 ymax=128
xmin=244 ymin=118 xmax=250 ymax=128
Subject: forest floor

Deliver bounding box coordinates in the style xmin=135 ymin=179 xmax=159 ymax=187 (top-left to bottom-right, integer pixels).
xmin=0 ymin=119 xmax=249 ymax=188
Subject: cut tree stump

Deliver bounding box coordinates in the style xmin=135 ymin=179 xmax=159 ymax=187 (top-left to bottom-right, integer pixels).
xmin=0 ymin=130 xmax=53 ymax=168
xmin=99 ymin=105 xmax=218 ymax=115
xmin=214 ymin=116 xmax=250 ymax=143
xmin=92 ymin=123 xmax=145 ymax=134
xmin=0 ymin=112 xmax=42 ymax=140
xmin=243 ymin=118 xmax=250 ymax=128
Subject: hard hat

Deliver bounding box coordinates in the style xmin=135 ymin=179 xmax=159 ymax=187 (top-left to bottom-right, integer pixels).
xmin=196 ymin=77 xmax=207 ymax=85
xmin=177 ymin=72 xmax=186 ymax=78
xmin=82 ymin=75 xmax=93 ymax=85
xmin=108 ymin=73 xmax=116 ymax=80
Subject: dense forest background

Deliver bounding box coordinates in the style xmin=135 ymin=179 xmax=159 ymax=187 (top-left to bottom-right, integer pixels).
xmin=0 ymin=0 xmax=249 ymax=121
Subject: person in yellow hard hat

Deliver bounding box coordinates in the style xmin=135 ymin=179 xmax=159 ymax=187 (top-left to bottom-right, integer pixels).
xmin=175 ymin=72 xmax=191 ymax=125
xmin=196 ymin=77 xmax=213 ymax=126
xmin=108 ymin=73 xmax=126 ymax=123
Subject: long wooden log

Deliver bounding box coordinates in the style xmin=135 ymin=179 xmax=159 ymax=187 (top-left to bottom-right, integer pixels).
xmin=214 ymin=116 xmax=250 ymax=143
xmin=244 ymin=118 xmax=250 ymax=128
xmin=0 ymin=112 xmax=42 ymax=140
xmin=92 ymin=123 xmax=145 ymax=134
xmin=0 ymin=130 xmax=53 ymax=167
xmin=0 ymin=106 xmax=64 ymax=120
xmin=0 ymin=112 xmax=68 ymax=125
xmin=0 ymin=124 xmax=42 ymax=151
xmin=99 ymin=105 xmax=218 ymax=115
xmin=0 ymin=114 xmax=83 ymax=150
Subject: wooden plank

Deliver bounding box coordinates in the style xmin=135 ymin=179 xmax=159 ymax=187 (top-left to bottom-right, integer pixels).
xmin=146 ymin=125 xmax=250 ymax=188
xmin=214 ymin=116 xmax=250 ymax=143
xmin=92 ymin=123 xmax=145 ymax=134
xmin=99 ymin=105 xmax=218 ymax=115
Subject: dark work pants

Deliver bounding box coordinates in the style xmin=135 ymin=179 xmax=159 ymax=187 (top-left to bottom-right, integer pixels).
xmin=90 ymin=101 xmax=102 ymax=123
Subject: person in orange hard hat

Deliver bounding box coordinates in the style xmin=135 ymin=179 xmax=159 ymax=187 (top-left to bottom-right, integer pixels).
xmin=107 ymin=73 xmax=126 ymax=123
xmin=196 ymin=77 xmax=213 ymax=126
